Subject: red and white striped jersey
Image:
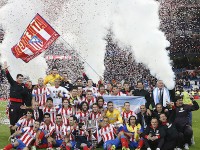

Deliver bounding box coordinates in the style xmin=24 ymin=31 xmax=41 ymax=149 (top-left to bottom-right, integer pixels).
xmin=80 ymin=97 xmax=96 ymax=109
xmin=78 ymin=129 xmax=88 ymax=137
xmin=77 ymin=97 xmax=85 ymax=103
xmin=58 ymin=107 xmax=74 ymax=125
xmin=95 ymin=91 xmax=108 ymax=97
xmin=99 ymin=124 xmax=116 ymax=142
xmin=20 ymin=127 xmax=37 ymax=146
xmin=77 ymin=95 xmax=85 ymax=103
xmin=40 ymin=121 xmax=55 ymax=136
xmin=66 ymin=125 xmax=77 ymax=141
xmin=32 ymin=87 xmax=50 ymax=109
xmin=76 ymin=111 xmax=89 ymax=124
xmin=123 ymin=91 xmax=131 ymax=96
xmin=16 ymin=116 xmax=35 ymax=130
xmin=42 ymin=106 xmax=57 ymax=122
xmin=121 ymin=110 xmax=136 ymax=123
xmin=53 ymin=123 xmax=66 ymax=140
xmin=89 ymin=112 xmax=101 ymax=121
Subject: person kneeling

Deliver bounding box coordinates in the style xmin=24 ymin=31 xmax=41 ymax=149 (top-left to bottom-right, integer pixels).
xmin=143 ymin=118 xmax=165 ymax=150
xmin=4 ymin=120 xmax=40 ymax=150
xmin=122 ymin=116 xmax=144 ymax=150
xmin=75 ymin=123 xmax=92 ymax=150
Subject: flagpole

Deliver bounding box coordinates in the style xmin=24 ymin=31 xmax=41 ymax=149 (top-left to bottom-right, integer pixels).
xmin=59 ymin=37 xmax=102 ymax=78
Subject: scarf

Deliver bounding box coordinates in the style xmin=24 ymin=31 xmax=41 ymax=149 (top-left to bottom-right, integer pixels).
xmin=125 ymin=123 xmax=141 ymax=141
xmin=153 ymin=87 xmax=170 ymax=107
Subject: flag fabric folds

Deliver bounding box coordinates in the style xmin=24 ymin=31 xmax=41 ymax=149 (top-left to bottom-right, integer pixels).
xmin=96 ymin=96 xmax=146 ymax=143
xmin=11 ymin=13 xmax=60 ymax=63
xmin=102 ymin=96 xmax=146 ymax=114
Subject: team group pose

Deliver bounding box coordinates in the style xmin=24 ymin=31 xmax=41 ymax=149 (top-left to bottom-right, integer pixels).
xmin=2 ymin=65 xmax=199 ymax=150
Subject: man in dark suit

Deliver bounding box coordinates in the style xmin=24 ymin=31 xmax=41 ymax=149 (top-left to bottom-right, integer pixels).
xmin=133 ymin=81 xmax=152 ymax=109
xmin=152 ymin=80 xmax=171 ymax=108
xmin=32 ymin=101 xmax=43 ymax=122
xmin=60 ymin=72 xmax=73 ymax=91
xmin=137 ymin=105 xmax=151 ymax=130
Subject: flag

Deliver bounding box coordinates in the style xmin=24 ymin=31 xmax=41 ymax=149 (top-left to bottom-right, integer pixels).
xmin=102 ymin=96 xmax=146 ymax=114
xmin=29 ymin=35 xmax=43 ymax=50
xmin=96 ymin=96 xmax=146 ymax=143
xmin=11 ymin=13 xmax=60 ymax=63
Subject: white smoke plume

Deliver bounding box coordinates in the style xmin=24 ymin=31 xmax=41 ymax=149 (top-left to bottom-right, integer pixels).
xmin=54 ymin=0 xmax=113 ymax=83
xmin=111 ymin=0 xmax=175 ymax=89
xmin=0 ymin=0 xmax=175 ymax=88
xmin=0 ymin=0 xmax=47 ymax=83
xmin=0 ymin=0 xmax=113 ymax=83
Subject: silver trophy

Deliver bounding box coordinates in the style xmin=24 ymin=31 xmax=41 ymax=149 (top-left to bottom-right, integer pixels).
xmin=86 ymin=120 xmax=97 ymax=131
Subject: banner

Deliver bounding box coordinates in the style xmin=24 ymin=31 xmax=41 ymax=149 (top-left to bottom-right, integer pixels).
xmin=96 ymin=96 xmax=146 ymax=143
xmin=11 ymin=13 xmax=60 ymax=63
xmin=102 ymin=96 xmax=146 ymax=114
xmin=45 ymin=55 xmax=72 ymax=60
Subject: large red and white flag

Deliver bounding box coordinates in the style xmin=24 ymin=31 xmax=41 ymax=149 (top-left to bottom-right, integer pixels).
xmin=11 ymin=13 xmax=60 ymax=63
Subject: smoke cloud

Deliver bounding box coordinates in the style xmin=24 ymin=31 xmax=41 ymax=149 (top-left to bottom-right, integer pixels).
xmin=0 ymin=0 xmax=175 ymax=88
xmin=111 ymin=0 xmax=175 ymax=89
xmin=54 ymin=0 xmax=114 ymax=83
xmin=0 ymin=0 xmax=47 ymax=83
xmin=0 ymin=0 xmax=113 ymax=83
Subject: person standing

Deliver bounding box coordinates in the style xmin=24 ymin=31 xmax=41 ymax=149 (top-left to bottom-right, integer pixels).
xmin=32 ymin=78 xmax=50 ymax=109
xmin=137 ymin=105 xmax=151 ymax=130
xmin=3 ymin=62 xmax=26 ymax=134
xmin=60 ymin=72 xmax=73 ymax=91
xmin=44 ymin=66 xmax=62 ymax=86
xmin=105 ymin=101 xmax=123 ymax=124
xmin=133 ymin=81 xmax=152 ymax=109
xmin=22 ymin=80 xmax=33 ymax=109
xmin=48 ymin=79 xmax=69 ymax=106
xmin=152 ymin=80 xmax=171 ymax=108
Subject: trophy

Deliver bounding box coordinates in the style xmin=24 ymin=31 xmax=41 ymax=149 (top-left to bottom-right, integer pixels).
xmin=86 ymin=120 xmax=97 ymax=131
xmin=86 ymin=120 xmax=98 ymax=150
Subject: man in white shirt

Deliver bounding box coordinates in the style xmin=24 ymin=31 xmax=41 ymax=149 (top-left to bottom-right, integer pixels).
xmin=84 ymin=79 xmax=97 ymax=95
xmin=48 ymin=79 xmax=69 ymax=106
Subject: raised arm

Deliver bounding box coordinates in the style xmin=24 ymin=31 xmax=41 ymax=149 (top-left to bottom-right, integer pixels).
xmin=187 ymin=100 xmax=199 ymax=111
xmin=3 ymin=62 xmax=15 ymax=85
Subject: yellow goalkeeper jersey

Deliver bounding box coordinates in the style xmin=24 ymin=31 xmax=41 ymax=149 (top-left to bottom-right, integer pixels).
xmin=106 ymin=109 xmax=123 ymax=124
xmin=44 ymin=74 xmax=62 ymax=86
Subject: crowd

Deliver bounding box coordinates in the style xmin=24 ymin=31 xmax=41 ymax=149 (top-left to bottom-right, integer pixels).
xmin=175 ymin=67 xmax=200 ymax=88
xmin=0 ymin=62 xmax=199 ymax=150
xmin=44 ymin=42 xmax=84 ymax=83
xmin=103 ymin=32 xmax=156 ymax=91
xmin=159 ymin=0 xmax=200 ymax=55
